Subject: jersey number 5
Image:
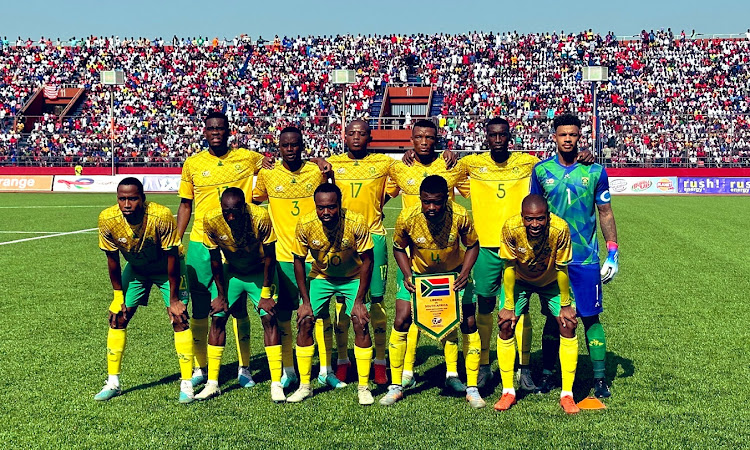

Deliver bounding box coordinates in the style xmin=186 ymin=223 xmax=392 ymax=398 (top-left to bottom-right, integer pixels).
xmin=496 ymin=183 xmax=506 ymax=198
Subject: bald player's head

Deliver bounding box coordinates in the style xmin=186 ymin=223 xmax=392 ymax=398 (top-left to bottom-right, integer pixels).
xmin=521 ymin=194 xmax=550 ymax=239
xmin=345 ymin=119 xmax=371 ymax=153
xmin=221 ymin=187 xmax=246 ymax=225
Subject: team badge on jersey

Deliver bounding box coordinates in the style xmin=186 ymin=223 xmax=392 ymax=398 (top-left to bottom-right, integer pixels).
xmin=341 ymin=237 xmax=351 ymax=247
xmin=306 ymin=184 xmax=314 ymax=192
xmin=234 ymin=164 xmax=242 ymax=172
xmin=582 ymin=177 xmax=590 ymax=187
xmin=369 ymin=167 xmax=377 ymax=175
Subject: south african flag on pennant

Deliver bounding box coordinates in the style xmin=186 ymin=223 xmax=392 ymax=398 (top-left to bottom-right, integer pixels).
xmin=412 ymin=272 xmax=461 ymax=340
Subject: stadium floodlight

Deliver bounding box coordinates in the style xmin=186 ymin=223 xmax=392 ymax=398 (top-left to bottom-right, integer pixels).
xmin=101 ymin=70 xmax=126 ymax=175
xmin=333 ymin=70 xmax=357 ymax=144
xmin=582 ymin=66 xmax=609 ymax=157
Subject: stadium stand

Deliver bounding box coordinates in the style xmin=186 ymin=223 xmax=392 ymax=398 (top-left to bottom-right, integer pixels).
xmin=1 ymin=29 xmax=749 ymax=167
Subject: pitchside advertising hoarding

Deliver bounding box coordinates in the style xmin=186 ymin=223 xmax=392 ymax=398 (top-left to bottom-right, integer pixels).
xmin=677 ymin=177 xmax=750 ymax=194
xmin=608 ymin=177 xmax=678 ymax=194
xmin=0 ymin=175 xmax=54 ymax=191
xmin=52 ymin=175 xmax=181 ymax=192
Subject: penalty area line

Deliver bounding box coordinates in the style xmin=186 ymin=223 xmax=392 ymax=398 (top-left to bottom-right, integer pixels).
xmin=0 ymin=227 xmax=98 ymax=246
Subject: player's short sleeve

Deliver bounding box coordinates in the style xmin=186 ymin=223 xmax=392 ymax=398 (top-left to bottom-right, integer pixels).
xmin=257 ymin=207 xmax=277 ymax=245
xmin=178 ymin=158 xmax=195 ymax=200
xmin=97 ymin=214 xmax=117 ymax=252
xmin=354 ymin=219 xmax=374 ymax=253
xmin=498 ymin=220 xmax=517 ymax=261
xmin=157 ymin=210 xmax=180 ymax=251
xmin=455 ymin=162 xmax=471 ymax=198
xmin=250 ymin=151 xmax=264 ymax=174
xmin=202 ymin=218 xmax=219 ymax=250
xmin=392 ymin=211 xmax=409 ymax=250
xmin=595 ymin=167 xmax=611 ymax=205
xmin=291 ymin=220 xmax=309 ymax=258
xmin=529 ymin=165 xmax=544 ymax=195
xmin=458 ymin=212 xmax=478 ymax=248
xmin=555 ymin=225 xmax=573 ymax=267
xmin=385 ymin=168 xmax=400 ymax=199
xmin=252 ymin=170 xmax=268 ymax=202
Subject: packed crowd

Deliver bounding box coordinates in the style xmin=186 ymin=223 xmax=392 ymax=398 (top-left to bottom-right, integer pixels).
xmin=1 ymin=29 xmax=749 ymax=167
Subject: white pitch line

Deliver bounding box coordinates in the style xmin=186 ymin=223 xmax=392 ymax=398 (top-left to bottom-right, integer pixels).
xmin=0 ymin=205 xmax=109 ymax=209
xmin=0 ymin=231 xmax=96 ymax=234
xmin=0 ymin=227 xmax=98 ymax=246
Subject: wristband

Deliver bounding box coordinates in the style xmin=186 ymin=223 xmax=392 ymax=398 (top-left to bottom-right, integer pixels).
xmin=606 ymin=241 xmax=619 ymax=252
xmin=261 ymin=286 xmax=273 ymax=298
xmin=109 ymin=290 xmax=125 ymax=313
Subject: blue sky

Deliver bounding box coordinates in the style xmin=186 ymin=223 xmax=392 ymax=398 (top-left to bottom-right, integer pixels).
xmin=2 ymin=0 xmax=747 ymax=39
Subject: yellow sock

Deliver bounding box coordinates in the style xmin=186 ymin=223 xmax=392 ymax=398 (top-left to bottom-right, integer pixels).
xmin=443 ymin=329 xmax=459 ymax=375
xmin=354 ymin=345 xmax=373 ymax=386
xmin=388 ymin=329 xmax=408 ymax=385
xmin=477 ymin=312 xmax=493 ymax=365
xmin=370 ymin=302 xmax=387 ymax=361
xmin=279 ymin=320 xmax=294 ymax=368
xmin=315 ymin=317 xmax=333 ymax=371
xmin=173 ymin=329 xmax=194 ymax=380
xmin=464 ymin=331 xmax=481 ymax=387
xmin=106 ymin=328 xmax=127 ymax=375
xmin=190 ymin=317 xmax=209 ymax=369
xmin=334 ymin=301 xmax=350 ymax=360
xmin=515 ymin=313 xmax=532 ymax=366
xmin=296 ymin=344 xmax=315 ymax=385
xmin=497 ymin=336 xmax=516 ymax=390
xmin=264 ymin=345 xmax=283 ymax=383
xmin=404 ymin=323 xmax=420 ymax=373
xmin=560 ymin=336 xmax=579 ymax=393
xmin=206 ymin=344 xmax=224 ymax=383
xmin=233 ymin=316 xmax=251 ymax=367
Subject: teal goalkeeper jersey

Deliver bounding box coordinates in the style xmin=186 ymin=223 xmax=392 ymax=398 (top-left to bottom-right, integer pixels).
xmin=530 ymin=155 xmax=611 ymax=265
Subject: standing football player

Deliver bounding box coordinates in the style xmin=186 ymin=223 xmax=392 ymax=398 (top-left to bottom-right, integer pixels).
xmin=530 ymin=113 xmax=619 ymax=398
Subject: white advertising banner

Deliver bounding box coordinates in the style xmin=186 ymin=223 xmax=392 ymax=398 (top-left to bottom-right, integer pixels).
xmin=142 ymin=175 xmax=181 ymax=192
xmin=53 ymin=175 xmax=131 ymax=192
xmin=608 ymin=177 xmax=678 ymax=195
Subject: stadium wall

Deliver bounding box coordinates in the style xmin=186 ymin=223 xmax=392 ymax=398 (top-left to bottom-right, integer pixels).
xmin=2 ymin=167 xmax=750 ymax=195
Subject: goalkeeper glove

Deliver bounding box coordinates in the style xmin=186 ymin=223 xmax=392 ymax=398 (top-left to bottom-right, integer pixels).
xmin=600 ymin=241 xmax=619 ymax=284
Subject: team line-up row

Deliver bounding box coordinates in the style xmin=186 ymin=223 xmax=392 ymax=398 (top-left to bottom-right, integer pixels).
xmin=95 ymin=113 xmax=619 ymax=414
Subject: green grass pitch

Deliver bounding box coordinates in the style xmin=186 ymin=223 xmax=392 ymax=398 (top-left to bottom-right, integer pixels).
xmin=0 ymin=193 xmax=747 ymax=448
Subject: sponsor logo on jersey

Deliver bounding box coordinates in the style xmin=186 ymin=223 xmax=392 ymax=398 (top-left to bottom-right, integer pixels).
xmin=545 ymin=178 xmax=555 ymax=185
xmin=312 ymin=239 xmax=321 ymax=246
xmin=220 ymin=234 xmax=228 ymax=241
xmin=274 ymin=185 xmax=284 ymax=192
xmin=407 ymin=178 xmax=416 ymax=186
xmin=337 ymin=167 xmax=346 ymax=174
xmin=118 ymin=237 xmax=127 ymax=243
xmin=518 ymin=247 xmax=527 ymax=254
xmin=416 ymin=237 xmax=426 ymax=244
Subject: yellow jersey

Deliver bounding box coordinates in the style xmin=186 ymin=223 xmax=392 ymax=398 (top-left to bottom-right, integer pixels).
xmin=178 ymin=148 xmax=264 ymax=242
xmin=292 ymin=208 xmax=374 ymax=279
xmin=98 ymin=202 xmax=181 ymax=274
xmin=202 ymin=203 xmax=277 ymax=274
xmin=499 ymin=212 xmax=572 ymax=286
xmin=386 ymin=156 xmax=470 ymax=209
xmin=252 ymin=162 xmax=325 ymax=263
xmin=328 ymin=152 xmax=395 ymax=235
xmin=459 ymin=152 xmax=539 ymax=247
xmin=393 ymin=201 xmax=478 ymax=274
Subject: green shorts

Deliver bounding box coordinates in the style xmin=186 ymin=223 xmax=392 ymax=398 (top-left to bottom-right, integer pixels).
xmin=473 ymin=247 xmax=505 ymax=298
xmin=370 ymin=234 xmax=388 ymax=299
xmin=277 ymin=261 xmax=311 ymax=312
xmin=185 ymin=240 xmax=218 ymax=319
xmin=218 ymin=268 xmax=279 ymax=318
xmin=498 ymin=279 xmax=575 ymax=317
xmin=122 ymin=258 xmax=189 ymax=308
xmin=307 ymin=278 xmax=370 ymax=318
xmin=395 ymin=268 xmax=476 ymax=305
